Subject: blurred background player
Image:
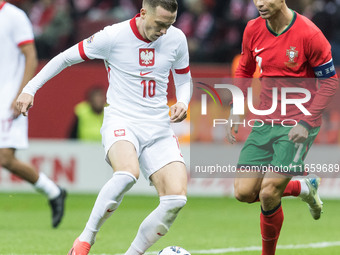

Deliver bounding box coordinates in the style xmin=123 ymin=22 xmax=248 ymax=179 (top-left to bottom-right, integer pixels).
xmin=227 ymin=0 xmax=338 ymax=254
xmin=0 ymin=0 xmax=66 ymax=228
xmin=17 ymin=0 xmax=191 ymax=254
xmin=69 ymin=86 xmax=106 ymax=141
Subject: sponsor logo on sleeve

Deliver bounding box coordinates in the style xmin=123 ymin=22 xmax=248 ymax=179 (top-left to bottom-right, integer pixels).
xmin=86 ymin=35 xmax=95 ymax=44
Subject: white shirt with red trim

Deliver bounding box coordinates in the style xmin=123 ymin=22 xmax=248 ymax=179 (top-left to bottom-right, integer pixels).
xmin=0 ymin=2 xmax=34 ymax=115
xmin=23 ymin=15 xmax=191 ymax=122
xmin=79 ymin=15 xmax=191 ymax=122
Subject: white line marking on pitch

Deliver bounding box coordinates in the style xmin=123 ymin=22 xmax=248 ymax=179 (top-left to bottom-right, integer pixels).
xmin=5 ymin=241 xmax=340 ymax=255
xmin=106 ymin=241 xmax=340 ymax=255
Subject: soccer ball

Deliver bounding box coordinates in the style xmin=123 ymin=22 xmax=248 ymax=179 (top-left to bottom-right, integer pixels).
xmin=158 ymin=246 xmax=191 ymax=255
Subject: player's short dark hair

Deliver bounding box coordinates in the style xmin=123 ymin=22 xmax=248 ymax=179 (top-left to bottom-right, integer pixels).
xmin=143 ymin=0 xmax=178 ymax=13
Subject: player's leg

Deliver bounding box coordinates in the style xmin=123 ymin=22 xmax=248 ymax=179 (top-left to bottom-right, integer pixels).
xmin=125 ymin=128 xmax=186 ymax=255
xmin=233 ymin=124 xmax=271 ymax=203
xmin=282 ymin=177 xmax=318 ymax=200
xmin=70 ymin=140 xmax=139 ymax=255
xmin=300 ymin=175 xmax=323 ymax=220
xmin=0 ymin=148 xmax=66 ymax=227
xmin=0 ymin=148 xmax=39 ymax=183
xmin=235 ymin=171 xmax=321 ymax=212
xmin=234 ymin=171 xmax=263 ymax=203
xmin=125 ymin=161 xmax=187 ymax=255
xmin=275 ymin=126 xmax=323 ymax=219
xmin=259 ymin=172 xmax=290 ymax=255
xmin=259 ymin=125 xmax=322 ymax=255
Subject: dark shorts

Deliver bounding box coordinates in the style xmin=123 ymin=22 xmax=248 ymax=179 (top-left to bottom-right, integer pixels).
xmin=237 ymin=122 xmax=320 ymax=175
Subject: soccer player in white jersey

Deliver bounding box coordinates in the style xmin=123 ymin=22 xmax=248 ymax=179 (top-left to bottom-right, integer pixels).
xmin=0 ymin=0 xmax=66 ymax=228
xmin=17 ymin=0 xmax=191 ymax=254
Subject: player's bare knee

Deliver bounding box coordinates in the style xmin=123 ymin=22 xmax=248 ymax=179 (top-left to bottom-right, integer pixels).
xmin=156 ymin=182 xmax=187 ymax=197
xmin=170 ymin=186 xmax=187 ymax=196
xmin=234 ymin=188 xmax=257 ymax=203
xmin=259 ymin=184 xmax=281 ymax=208
xmin=234 ymin=181 xmax=258 ymax=202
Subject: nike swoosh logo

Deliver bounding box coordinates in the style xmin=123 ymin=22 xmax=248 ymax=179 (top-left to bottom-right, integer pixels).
xmin=157 ymin=232 xmax=165 ymax=236
xmin=254 ymin=47 xmax=264 ymax=53
xmin=107 ymin=209 xmax=115 ymax=213
xmin=140 ymin=71 xmax=153 ymax=76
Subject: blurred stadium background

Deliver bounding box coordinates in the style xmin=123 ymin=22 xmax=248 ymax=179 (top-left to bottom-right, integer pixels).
xmin=1 ymin=0 xmax=340 ymax=254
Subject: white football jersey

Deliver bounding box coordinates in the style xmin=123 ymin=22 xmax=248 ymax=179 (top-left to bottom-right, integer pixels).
xmin=0 ymin=2 xmax=34 ymax=117
xmin=78 ymin=14 xmax=191 ymax=122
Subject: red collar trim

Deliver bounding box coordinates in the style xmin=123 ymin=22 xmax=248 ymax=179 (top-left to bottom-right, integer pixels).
xmin=129 ymin=14 xmax=151 ymax=43
xmin=0 ymin=1 xmax=6 ymax=10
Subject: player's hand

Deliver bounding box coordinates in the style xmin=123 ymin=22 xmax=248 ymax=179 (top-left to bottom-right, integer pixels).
xmin=170 ymin=102 xmax=187 ymax=123
xmin=11 ymin=99 xmax=21 ymax=119
xmin=16 ymin=93 xmax=34 ymax=117
xmin=226 ymin=113 xmax=240 ymax=144
xmin=288 ymin=123 xmax=308 ymax=143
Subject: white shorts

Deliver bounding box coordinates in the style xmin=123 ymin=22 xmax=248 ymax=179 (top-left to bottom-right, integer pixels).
xmin=0 ymin=114 xmax=28 ymax=149
xmin=101 ymin=113 xmax=184 ymax=180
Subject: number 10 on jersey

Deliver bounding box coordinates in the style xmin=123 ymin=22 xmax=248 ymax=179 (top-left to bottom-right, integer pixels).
xmin=141 ymin=80 xmax=156 ymax=98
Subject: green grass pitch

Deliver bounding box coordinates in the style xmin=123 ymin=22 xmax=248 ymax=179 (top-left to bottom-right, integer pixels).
xmin=0 ymin=193 xmax=339 ymax=255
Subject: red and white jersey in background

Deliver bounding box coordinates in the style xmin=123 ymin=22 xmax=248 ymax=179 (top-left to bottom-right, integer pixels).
xmin=0 ymin=2 xmax=34 ymax=117
xmin=78 ymin=14 xmax=191 ymax=122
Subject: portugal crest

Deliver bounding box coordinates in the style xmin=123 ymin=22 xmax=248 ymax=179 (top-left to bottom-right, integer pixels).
xmin=285 ymin=46 xmax=298 ymax=68
xmin=139 ymin=48 xmax=155 ymax=67
xmin=286 ymin=46 xmax=298 ymax=63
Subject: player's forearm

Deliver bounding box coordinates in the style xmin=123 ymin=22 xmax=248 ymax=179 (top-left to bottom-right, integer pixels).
xmin=300 ymin=76 xmax=339 ymax=129
xmin=175 ymin=78 xmax=192 ymax=109
xmin=16 ymin=44 xmax=38 ymax=99
xmin=22 ymin=44 xmax=84 ymax=96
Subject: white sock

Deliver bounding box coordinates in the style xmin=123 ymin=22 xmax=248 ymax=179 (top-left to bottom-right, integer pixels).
xmin=125 ymin=195 xmax=187 ymax=255
xmin=34 ymin=172 xmax=60 ymax=200
xmin=79 ymin=171 xmax=137 ymax=246
xmin=299 ymin=179 xmax=310 ymax=197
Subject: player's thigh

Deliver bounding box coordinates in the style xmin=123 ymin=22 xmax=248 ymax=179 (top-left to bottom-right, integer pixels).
xmin=271 ymin=126 xmax=320 ymax=174
xmin=234 ymin=171 xmax=264 ymax=202
xmin=139 ymin=126 xmax=184 ymax=182
xmin=107 ymin=140 xmax=140 ymax=179
xmin=237 ymin=125 xmax=273 ymax=167
xmin=101 ymin=116 xmax=141 ymax=177
xmin=0 ymin=148 xmax=15 ymax=167
xmin=150 ymin=161 xmax=187 ymax=196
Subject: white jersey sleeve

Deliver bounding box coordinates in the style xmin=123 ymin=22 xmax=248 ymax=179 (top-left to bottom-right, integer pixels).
xmin=12 ymin=7 xmax=34 ymax=45
xmin=23 ymin=25 xmax=119 ymax=96
xmin=23 ymin=44 xmax=84 ymax=96
xmin=80 ymin=26 xmax=118 ymax=61
xmin=171 ymin=30 xmax=192 ymax=108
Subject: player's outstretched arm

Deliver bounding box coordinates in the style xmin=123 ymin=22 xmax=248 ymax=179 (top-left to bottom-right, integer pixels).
xmin=17 ymin=44 xmax=86 ymax=111
xmin=12 ymin=43 xmax=38 ymax=118
xmin=16 ymin=93 xmax=34 ymax=117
